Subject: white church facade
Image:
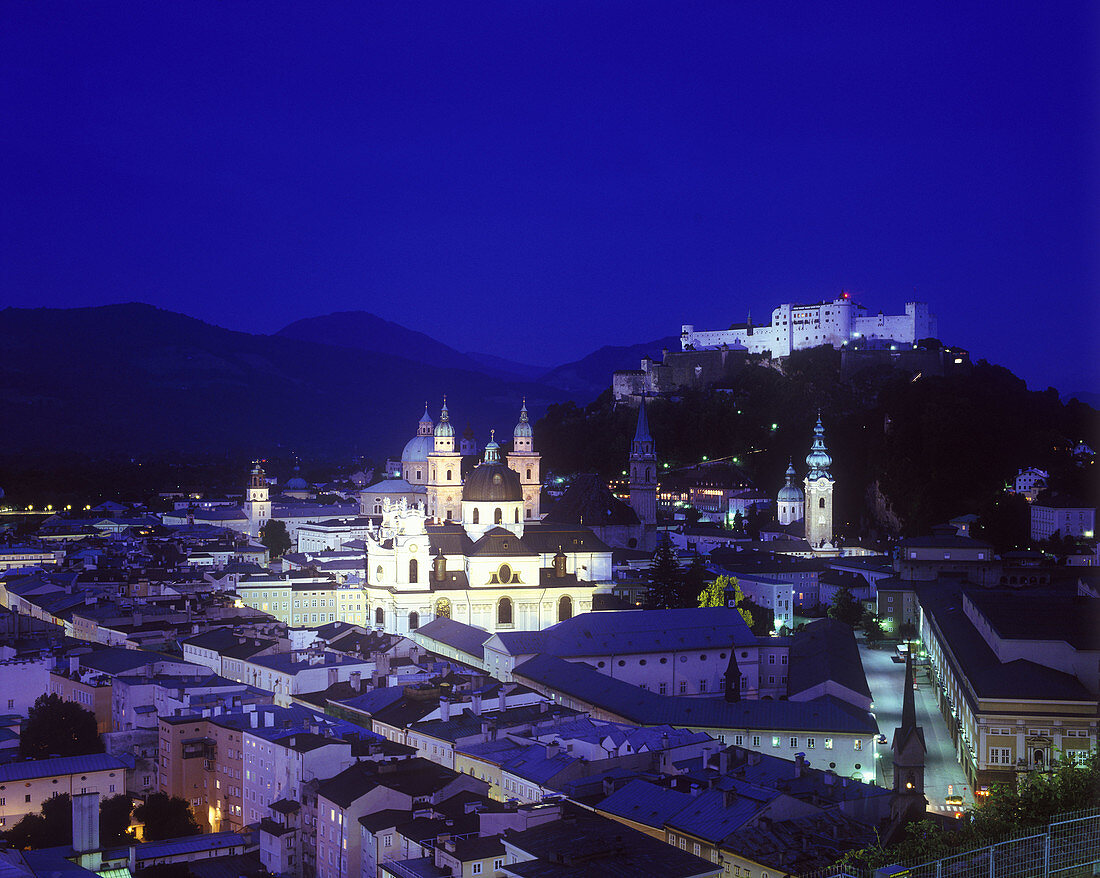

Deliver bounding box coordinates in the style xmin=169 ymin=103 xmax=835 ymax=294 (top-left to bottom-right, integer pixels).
xmin=681 ymin=293 xmax=937 ymax=358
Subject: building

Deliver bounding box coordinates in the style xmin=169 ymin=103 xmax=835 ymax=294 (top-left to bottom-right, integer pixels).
xmin=1013 ymin=467 xmax=1049 ymax=503
xmin=0 ymin=754 xmax=128 ymax=830
xmin=1030 ymin=493 xmax=1096 ymax=541
xmin=680 ymin=293 xmax=937 ymax=358
xmin=803 ymin=415 xmax=835 ymax=552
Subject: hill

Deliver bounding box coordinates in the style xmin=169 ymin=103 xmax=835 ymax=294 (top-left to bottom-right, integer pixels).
xmin=537 ymin=335 xmax=682 ymax=399
xmin=536 ymin=347 xmax=1100 ymax=540
xmin=0 ymin=304 xmax=561 ymax=461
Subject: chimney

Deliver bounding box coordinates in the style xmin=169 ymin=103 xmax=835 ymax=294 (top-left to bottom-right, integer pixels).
xmin=471 ymin=694 xmax=482 ymax=716
xmin=439 ymin=697 xmax=451 ymax=722
xmin=545 ymin=740 xmax=560 ymax=759
xmin=794 ymin=752 xmax=806 ymax=777
xmin=250 ymin=711 xmax=259 ymax=728
xmin=264 ymin=712 xmax=274 ymax=727
xmin=722 ymin=789 xmax=737 ymax=808
xmin=72 ymin=791 xmax=100 ymax=854
xmin=350 ymin=671 xmax=361 ymax=692
xmin=718 ymin=748 xmax=729 ymax=776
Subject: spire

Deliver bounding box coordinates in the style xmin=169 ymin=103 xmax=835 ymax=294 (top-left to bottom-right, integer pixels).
xmin=514 ymin=398 xmax=533 ymax=440
xmin=633 ymin=395 xmax=653 ymax=445
xmin=434 ymin=398 xmax=455 ymax=438
xmin=805 ymin=412 xmax=833 ymax=479
xmin=417 ymin=403 xmax=434 ymax=436
xmin=483 ymin=430 xmax=501 ymax=464
xmin=900 ymin=653 xmax=916 ymax=734
xmin=785 ymin=459 xmax=796 ymax=486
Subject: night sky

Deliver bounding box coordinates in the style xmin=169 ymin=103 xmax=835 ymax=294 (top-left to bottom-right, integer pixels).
xmin=2 ymin=3 xmax=1096 ymax=393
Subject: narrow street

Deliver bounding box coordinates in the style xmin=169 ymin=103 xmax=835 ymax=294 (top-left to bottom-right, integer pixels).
xmin=859 ymin=638 xmax=972 ymax=811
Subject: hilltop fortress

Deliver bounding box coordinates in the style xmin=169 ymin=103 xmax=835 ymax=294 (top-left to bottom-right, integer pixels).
xmin=615 ymin=293 xmax=959 ymax=401
xmin=680 ymin=293 xmax=936 ymax=357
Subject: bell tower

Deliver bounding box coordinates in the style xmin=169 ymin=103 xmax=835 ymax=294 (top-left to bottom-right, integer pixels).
xmin=245 ymin=461 xmax=272 ymax=538
xmin=803 ymin=414 xmax=835 ymax=549
xmin=506 ymin=400 xmax=541 ymax=521
xmin=891 ymin=655 xmax=927 ymax=822
xmin=628 ymin=396 xmax=658 ymax=531
xmin=427 ymin=399 xmax=462 ymax=522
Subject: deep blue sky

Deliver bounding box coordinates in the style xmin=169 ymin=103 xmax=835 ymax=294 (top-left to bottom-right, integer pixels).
xmin=2 ymin=3 xmax=1097 ymax=392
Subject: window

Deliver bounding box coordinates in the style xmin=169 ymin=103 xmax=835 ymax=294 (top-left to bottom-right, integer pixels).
xmin=494 ymin=859 xmax=504 ymax=870
xmin=409 ymin=559 xmax=418 ymax=583
xmin=807 ymin=737 xmax=815 ymax=749
xmin=734 ymin=735 xmax=743 ymax=746
xmin=769 ymin=655 xmax=776 ymax=665
xmin=790 ymin=737 xmax=798 ymax=748
xmin=825 ymin=738 xmax=833 ymax=749
xmin=752 ymin=736 xmax=760 ymax=747
xmin=772 ymin=736 xmax=781 ymax=748
xmin=988 ymin=747 xmax=1012 ymax=765
xmin=558 ymin=595 xmax=572 ymax=622
xmin=472 ymin=509 xmax=479 ymax=524
xmin=659 ymin=683 xmax=668 ymax=695
xmin=472 ymin=865 xmax=482 ymax=876
xmin=680 ymin=681 xmax=687 ymax=694
xmin=854 ymin=739 xmax=862 ymax=751
xmin=383 ymin=834 xmax=393 ymax=847
xmin=699 ymin=680 xmax=707 ymax=693
xmin=375 ymin=607 xmax=385 ymax=625
xmin=408 ymin=611 xmax=419 ymax=630
xmin=498 ymin=597 xmax=513 ymax=626
xmin=494 ymin=508 xmax=503 ymax=524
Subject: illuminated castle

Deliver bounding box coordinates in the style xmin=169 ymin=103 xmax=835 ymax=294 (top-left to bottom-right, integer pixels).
xmin=681 ymin=293 xmax=937 ymax=358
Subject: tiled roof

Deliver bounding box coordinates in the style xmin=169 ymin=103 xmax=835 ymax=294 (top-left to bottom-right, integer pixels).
xmin=0 ymin=753 xmax=128 ymax=782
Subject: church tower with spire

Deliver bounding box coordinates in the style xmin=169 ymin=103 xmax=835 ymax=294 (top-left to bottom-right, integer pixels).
xmin=890 ymin=655 xmax=927 ymax=822
xmin=777 ymin=460 xmax=805 ymax=526
xmin=506 ymin=400 xmax=542 ymax=521
xmin=803 ymin=414 xmax=835 ymax=549
xmin=628 ymin=397 xmax=658 ymax=541
xmin=426 ymin=399 xmax=463 ymax=522
xmin=245 ymin=460 xmax=272 ymax=538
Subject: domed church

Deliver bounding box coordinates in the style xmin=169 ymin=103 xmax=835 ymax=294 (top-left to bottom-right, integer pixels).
xmin=359 ymin=402 xmax=613 ymax=636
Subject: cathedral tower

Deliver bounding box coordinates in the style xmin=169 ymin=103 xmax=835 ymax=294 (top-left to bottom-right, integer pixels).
xmin=506 ymin=400 xmax=541 ymax=521
xmin=803 ymin=414 xmax=835 ymax=549
xmin=245 ymin=460 xmax=272 ymax=538
xmin=628 ymin=397 xmax=658 ymax=532
xmin=427 ymin=399 xmax=463 ymax=522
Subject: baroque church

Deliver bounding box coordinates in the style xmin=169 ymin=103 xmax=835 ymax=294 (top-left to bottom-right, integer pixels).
xmin=357 ymin=402 xmax=614 ymax=637
xmin=773 ymin=414 xmax=837 ymax=554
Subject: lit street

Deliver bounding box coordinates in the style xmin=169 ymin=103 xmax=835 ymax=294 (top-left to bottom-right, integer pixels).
xmin=859 ymin=636 xmax=972 ymax=812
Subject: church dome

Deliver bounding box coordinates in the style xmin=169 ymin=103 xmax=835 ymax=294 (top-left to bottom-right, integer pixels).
xmin=402 ymin=434 xmax=433 ymax=463
xmin=285 ymin=476 xmax=308 ymax=491
xmin=778 ymin=461 xmax=803 ymax=503
xmin=462 ymin=435 xmax=523 ymax=502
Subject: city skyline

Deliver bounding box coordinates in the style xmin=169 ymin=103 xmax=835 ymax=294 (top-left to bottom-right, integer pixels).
xmin=1 ymin=2 xmax=1097 ymax=394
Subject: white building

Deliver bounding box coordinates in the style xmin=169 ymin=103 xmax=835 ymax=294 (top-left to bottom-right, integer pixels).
xmin=1030 ymin=496 xmax=1096 ymax=541
xmin=681 ymin=294 xmax=937 ymax=358
xmin=1013 ymin=467 xmax=1049 ymax=503
xmin=733 ymin=574 xmax=795 ymax=633
xmin=242 ymin=730 xmax=355 ymax=825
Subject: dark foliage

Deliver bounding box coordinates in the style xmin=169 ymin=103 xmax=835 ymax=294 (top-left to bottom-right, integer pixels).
xmin=260 ymin=519 xmax=292 ymax=558
xmin=20 ymin=694 xmax=104 ymax=759
xmin=133 ymin=793 xmax=201 ymax=841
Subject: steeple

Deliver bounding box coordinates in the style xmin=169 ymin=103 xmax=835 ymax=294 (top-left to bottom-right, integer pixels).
xmin=633 ymin=395 xmax=653 ymax=449
xmin=628 ymin=396 xmax=657 ymax=538
xmin=417 ymin=403 xmax=433 ymax=437
xmin=805 ymin=412 xmax=833 ymax=480
xmin=483 ymin=430 xmax=501 ymax=464
xmin=506 ymin=398 xmax=541 ymax=521
xmin=890 ymin=653 xmax=927 ymax=822
xmin=434 ymin=398 xmax=455 ymax=439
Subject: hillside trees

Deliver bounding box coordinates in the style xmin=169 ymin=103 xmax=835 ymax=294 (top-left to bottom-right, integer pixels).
xmin=20 ymin=694 xmax=103 ymax=759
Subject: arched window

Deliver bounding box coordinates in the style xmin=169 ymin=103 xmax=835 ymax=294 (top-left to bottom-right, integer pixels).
xmin=525 ymin=468 xmax=531 ymax=480
xmin=632 ymin=466 xmax=637 ymax=480
xmin=416 ymin=469 xmax=422 ymax=480
xmin=446 ymin=469 xmax=452 ymax=481
xmin=525 ymin=507 xmax=532 ymax=519
xmin=375 ymin=564 xmax=383 ymax=582
xmin=434 ymin=598 xmax=451 ymax=619
xmin=494 ymin=508 xmax=503 ymax=524
xmin=431 ymin=468 xmax=436 ymax=481
xmin=409 ymin=558 xmax=418 ymax=583
xmin=472 ymin=509 xmax=479 ymax=524
xmin=375 ymin=607 xmax=385 ymax=625
xmin=498 ymin=597 xmax=513 ymax=626
xmin=558 ymin=595 xmax=573 ymax=622
xmin=408 ymin=611 xmax=419 ymax=630
xmin=645 ymin=467 xmax=652 ymax=481
xmin=819 ymin=497 xmax=826 ymax=508
xmin=514 ymin=508 xmax=520 ymax=523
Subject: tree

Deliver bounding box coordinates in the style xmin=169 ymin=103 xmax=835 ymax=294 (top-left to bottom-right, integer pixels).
xmin=897 ymin=620 xmax=918 ymax=645
xmin=828 ymin=586 xmax=863 ymax=628
xmin=682 ymin=554 xmax=710 ymax=606
xmin=699 ymin=575 xmax=755 ymax=630
xmin=259 ymin=519 xmax=291 ymax=558
xmin=862 ymin=610 xmax=885 ymax=647
xmin=20 ymin=694 xmax=103 ymax=759
xmin=4 ymin=793 xmax=72 ymax=849
xmin=100 ymin=794 xmax=134 ymax=846
xmin=646 ymin=537 xmax=684 ymax=610
xmin=739 ymin=596 xmax=773 ymax=636
xmin=133 ymin=793 xmax=201 ymax=841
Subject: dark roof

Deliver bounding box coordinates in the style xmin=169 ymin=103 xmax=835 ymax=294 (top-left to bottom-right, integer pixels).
xmin=413 ymin=617 xmax=492 ymax=660
xmin=470 ymin=528 xmax=538 ymax=558
xmin=543 ymin=474 xmax=640 ymax=527
xmin=503 ymin=807 xmax=720 ymax=878
xmin=916 ymin=581 xmax=1095 ymax=705
xmin=513 ymin=653 xmax=877 ymax=734
xmin=964 ymin=588 xmax=1100 ymax=651
xmin=462 ymin=461 xmax=523 ymax=502
xmin=427 ymin=522 xmax=474 ymax=556
xmin=787 ymin=619 xmax=872 ymax=700
xmin=317 ymin=757 xmax=465 ymax=808
xmin=518 ymin=523 xmax=612 ymax=554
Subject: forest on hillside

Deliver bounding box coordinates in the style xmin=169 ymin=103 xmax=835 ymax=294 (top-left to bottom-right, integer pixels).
xmin=534 ymin=348 xmax=1099 ymax=543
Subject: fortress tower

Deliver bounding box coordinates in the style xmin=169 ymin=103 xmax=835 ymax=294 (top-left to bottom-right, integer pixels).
xmin=803 ymin=415 xmax=834 ymax=549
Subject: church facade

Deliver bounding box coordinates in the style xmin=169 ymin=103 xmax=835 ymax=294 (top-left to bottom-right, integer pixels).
xmin=358 ymin=403 xmax=612 ymax=637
